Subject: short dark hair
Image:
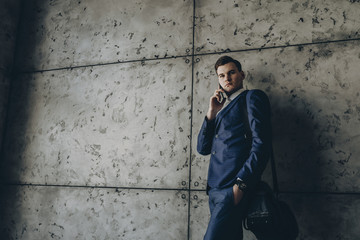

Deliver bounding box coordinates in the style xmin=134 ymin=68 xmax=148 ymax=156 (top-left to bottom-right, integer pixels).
xmin=214 ymin=56 xmax=242 ymax=73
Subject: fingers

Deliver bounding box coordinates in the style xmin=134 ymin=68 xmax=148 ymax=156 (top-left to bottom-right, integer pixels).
xmin=207 ymin=89 xmax=225 ymax=120
xmin=213 ymin=89 xmax=225 ymax=103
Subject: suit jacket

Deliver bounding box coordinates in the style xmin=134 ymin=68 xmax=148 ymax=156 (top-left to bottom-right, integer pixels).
xmin=197 ymin=89 xmax=272 ymax=191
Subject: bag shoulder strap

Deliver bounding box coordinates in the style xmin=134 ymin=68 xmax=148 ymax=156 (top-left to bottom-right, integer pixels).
xmin=241 ymin=90 xmax=279 ymax=195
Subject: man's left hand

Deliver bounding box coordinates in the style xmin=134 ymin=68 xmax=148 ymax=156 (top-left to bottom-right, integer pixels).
xmin=233 ymin=184 xmax=244 ymax=206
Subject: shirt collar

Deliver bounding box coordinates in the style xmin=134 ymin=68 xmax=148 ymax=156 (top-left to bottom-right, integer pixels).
xmin=227 ymin=88 xmax=246 ymax=101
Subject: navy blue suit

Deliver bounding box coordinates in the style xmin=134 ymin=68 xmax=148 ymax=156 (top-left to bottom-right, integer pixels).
xmin=197 ymin=89 xmax=272 ymax=240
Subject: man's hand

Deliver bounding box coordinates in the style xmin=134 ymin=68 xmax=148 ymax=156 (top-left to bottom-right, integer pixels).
xmin=206 ymin=89 xmax=226 ymax=120
xmin=233 ymin=184 xmax=244 ymax=206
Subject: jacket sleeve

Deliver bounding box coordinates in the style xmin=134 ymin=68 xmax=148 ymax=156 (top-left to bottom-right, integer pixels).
xmin=197 ymin=117 xmax=216 ymax=155
xmin=236 ymin=90 xmax=272 ymax=190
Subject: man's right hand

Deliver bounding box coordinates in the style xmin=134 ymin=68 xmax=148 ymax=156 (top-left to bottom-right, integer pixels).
xmin=206 ymin=89 xmax=226 ymax=120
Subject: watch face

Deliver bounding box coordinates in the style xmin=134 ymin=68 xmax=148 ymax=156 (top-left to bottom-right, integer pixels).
xmin=237 ymin=181 xmax=246 ymax=190
xmin=236 ymin=178 xmax=246 ymax=190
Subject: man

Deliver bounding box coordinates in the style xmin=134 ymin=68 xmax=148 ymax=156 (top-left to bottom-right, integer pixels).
xmin=197 ymin=56 xmax=272 ymax=240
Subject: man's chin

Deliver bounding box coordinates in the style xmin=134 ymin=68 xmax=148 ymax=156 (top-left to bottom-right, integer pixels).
xmin=224 ymin=91 xmax=235 ymax=97
xmin=225 ymin=87 xmax=242 ymax=96
xmin=224 ymin=87 xmax=235 ymax=94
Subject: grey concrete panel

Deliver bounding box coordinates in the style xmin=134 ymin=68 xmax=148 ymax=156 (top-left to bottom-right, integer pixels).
xmin=16 ymin=0 xmax=193 ymax=71
xmin=0 ymin=0 xmax=20 ymax=74
xmin=195 ymin=0 xmax=360 ymax=54
xmin=192 ymin=41 xmax=360 ymax=192
xmin=189 ymin=191 xmax=209 ymax=240
xmin=191 ymin=55 xmax=218 ymax=190
xmin=0 ymin=185 xmax=188 ymax=240
xmin=312 ymin=0 xmax=360 ymax=42
xmin=195 ymin=0 xmax=312 ymax=53
xmin=280 ymin=193 xmax=360 ymax=239
xmin=2 ymin=58 xmax=192 ymax=188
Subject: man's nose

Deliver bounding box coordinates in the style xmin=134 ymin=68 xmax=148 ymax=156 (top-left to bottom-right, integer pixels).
xmin=226 ymin=75 xmax=231 ymax=81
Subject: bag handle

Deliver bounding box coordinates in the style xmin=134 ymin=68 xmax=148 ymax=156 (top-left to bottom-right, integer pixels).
xmin=242 ymin=91 xmax=279 ymax=196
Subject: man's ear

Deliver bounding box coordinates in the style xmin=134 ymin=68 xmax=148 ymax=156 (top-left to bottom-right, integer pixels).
xmin=241 ymin=71 xmax=245 ymax=79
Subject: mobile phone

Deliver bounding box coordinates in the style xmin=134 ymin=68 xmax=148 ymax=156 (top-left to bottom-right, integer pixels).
xmin=218 ymin=84 xmax=225 ymax=103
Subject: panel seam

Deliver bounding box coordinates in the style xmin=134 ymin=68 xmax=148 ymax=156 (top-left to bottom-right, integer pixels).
xmin=187 ymin=0 xmax=197 ymax=239
xmin=16 ymin=37 xmax=360 ymax=74
xmin=3 ymin=183 xmax=360 ymax=196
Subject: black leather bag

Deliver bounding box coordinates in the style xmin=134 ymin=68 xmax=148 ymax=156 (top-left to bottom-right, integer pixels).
xmin=241 ymin=92 xmax=299 ymax=239
xmin=243 ymin=181 xmax=299 ymax=240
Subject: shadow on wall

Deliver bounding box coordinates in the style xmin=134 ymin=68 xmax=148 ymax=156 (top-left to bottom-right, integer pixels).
xmin=272 ymin=95 xmax=323 ymax=192
xmin=0 ymin=1 xmax=45 ymax=238
xmin=269 ymin=84 xmax=342 ymax=238
xmin=0 ymin=0 xmax=44 ymax=183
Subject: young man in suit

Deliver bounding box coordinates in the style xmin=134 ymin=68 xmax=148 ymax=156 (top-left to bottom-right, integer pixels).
xmin=197 ymin=56 xmax=272 ymax=240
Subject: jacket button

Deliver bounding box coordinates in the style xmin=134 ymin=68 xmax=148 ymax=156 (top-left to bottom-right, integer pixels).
xmin=215 ymin=134 xmax=218 ymax=138
xmin=212 ymin=151 xmax=216 ymax=155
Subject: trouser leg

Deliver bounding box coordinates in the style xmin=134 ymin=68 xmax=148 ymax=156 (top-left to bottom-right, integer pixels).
xmin=204 ymin=187 xmax=248 ymax=240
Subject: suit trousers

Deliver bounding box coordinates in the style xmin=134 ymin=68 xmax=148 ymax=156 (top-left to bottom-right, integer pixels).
xmin=204 ymin=186 xmax=250 ymax=240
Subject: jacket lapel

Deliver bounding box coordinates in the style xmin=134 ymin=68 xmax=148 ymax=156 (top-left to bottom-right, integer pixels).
xmin=215 ymin=90 xmax=248 ymax=131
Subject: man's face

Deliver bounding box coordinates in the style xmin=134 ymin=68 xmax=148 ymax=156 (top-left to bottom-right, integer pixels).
xmin=217 ymin=62 xmax=245 ymax=95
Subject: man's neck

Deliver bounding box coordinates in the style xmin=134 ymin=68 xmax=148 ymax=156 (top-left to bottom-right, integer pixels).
xmin=226 ymin=87 xmax=245 ymax=100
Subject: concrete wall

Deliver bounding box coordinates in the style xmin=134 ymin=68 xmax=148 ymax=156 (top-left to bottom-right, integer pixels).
xmin=1 ymin=0 xmax=359 ymax=239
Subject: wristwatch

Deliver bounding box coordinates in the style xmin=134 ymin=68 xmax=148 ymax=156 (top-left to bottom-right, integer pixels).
xmin=236 ymin=178 xmax=247 ymax=191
